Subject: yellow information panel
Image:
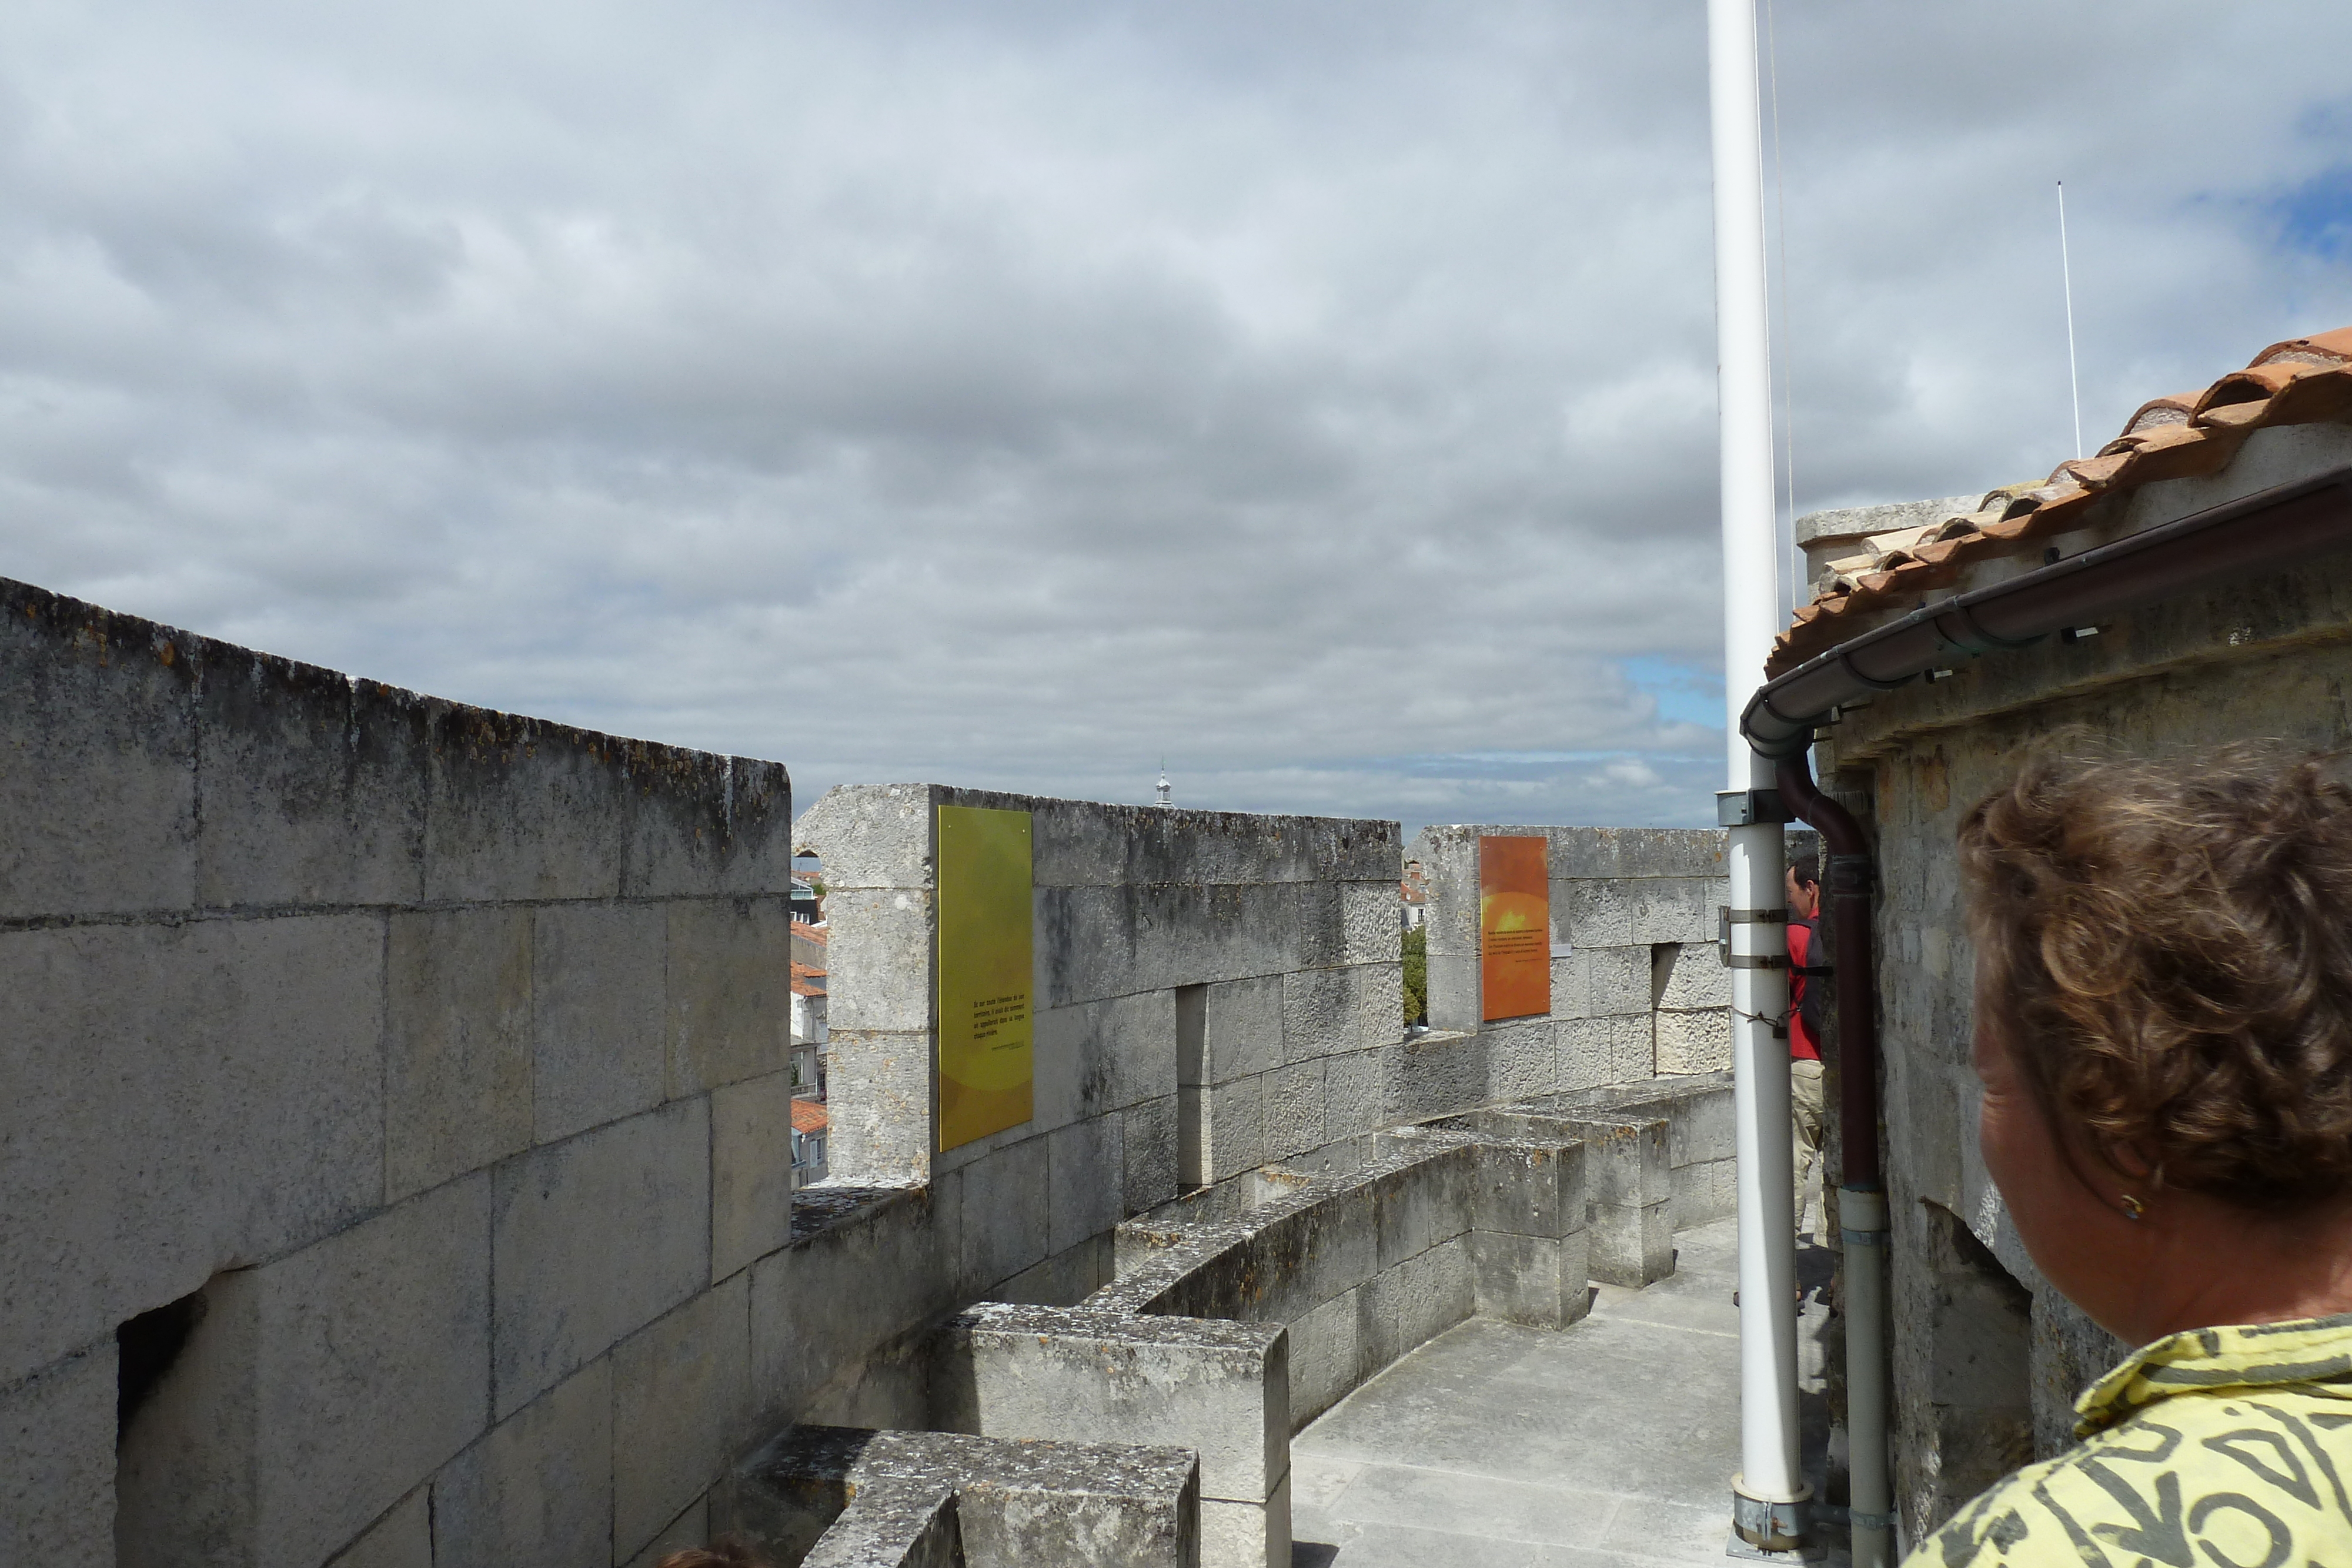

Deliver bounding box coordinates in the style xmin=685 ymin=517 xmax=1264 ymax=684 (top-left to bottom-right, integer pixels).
xmin=936 ymin=804 xmax=1035 ymax=1151
xmin=1479 ymin=835 xmax=1552 ymax=1022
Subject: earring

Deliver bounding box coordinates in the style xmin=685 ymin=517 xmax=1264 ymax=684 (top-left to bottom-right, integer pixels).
xmin=2119 ymin=1194 xmax=2145 ymax=1221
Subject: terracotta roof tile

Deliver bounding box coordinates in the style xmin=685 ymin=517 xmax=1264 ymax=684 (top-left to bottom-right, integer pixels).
xmin=791 ymin=1098 xmax=830 ymax=1134
xmin=1769 ymin=322 xmax=2352 ymax=674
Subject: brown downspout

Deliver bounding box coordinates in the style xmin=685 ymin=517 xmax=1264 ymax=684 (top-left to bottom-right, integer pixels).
xmin=1773 ymin=755 xmax=1877 ymax=1193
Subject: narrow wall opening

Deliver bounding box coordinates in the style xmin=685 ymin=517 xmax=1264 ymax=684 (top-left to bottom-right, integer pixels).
xmin=1175 ymin=984 xmax=1207 ymax=1191
xmin=116 ymin=1279 xmax=233 ymax=1568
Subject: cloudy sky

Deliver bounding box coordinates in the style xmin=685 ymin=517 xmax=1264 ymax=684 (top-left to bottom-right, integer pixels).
xmin=3 ymin=2 xmax=2348 ymax=831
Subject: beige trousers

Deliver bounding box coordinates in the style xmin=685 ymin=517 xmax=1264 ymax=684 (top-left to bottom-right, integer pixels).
xmin=1790 ymin=1057 xmax=1832 ymax=1245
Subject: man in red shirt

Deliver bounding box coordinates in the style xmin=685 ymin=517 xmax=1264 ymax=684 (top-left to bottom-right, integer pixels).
xmin=1785 ymin=854 xmax=1826 ymax=1244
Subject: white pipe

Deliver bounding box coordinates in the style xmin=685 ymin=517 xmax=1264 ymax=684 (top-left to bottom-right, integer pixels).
xmin=1709 ymin=0 xmax=1807 ymax=1542
xmin=1843 ymin=1185 xmax=1894 ymax=1565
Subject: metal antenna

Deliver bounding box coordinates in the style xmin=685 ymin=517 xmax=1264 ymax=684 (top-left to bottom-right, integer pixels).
xmin=2059 ymin=180 xmax=2083 ymax=457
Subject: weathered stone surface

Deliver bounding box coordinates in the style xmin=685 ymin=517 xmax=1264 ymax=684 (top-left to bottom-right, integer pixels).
xmin=1265 ymin=1061 xmax=1327 ymax=1161
xmin=1201 ymin=1475 xmax=1291 ymax=1568
xmin=1588 ymin=1199 xmax=1675 ymax=1288
xmin=1485 ymin=1018 xmax=1553 ymax=1102
xmin=1279 ymin=968 xmax=1351 ymax=1064
xmin=195 ymin=653 xmax=429 ymax=908
xmin=750 ymin=1188 xmax=957 ymax=1431
xmin=492 ymin=1100 xmax=710 ymax=1418
xmin=613 ymin=1276 xmax=753 ymax=1562
xmin=713 ymin=1071 xmax=800 ymax=1281
xmin=386 ymin=907 xmax=534 ymax=1202
xmin=433 ymin=1357 xmax=613 ymax=1568
xmin=1672 ymin=1156 xmax=1738 ymax=1226
xmin=822 ymin=1029 xmax=933 ymax=1186
xmin=1629 ymin=878 xmax=1716 ymax=945
xmin=1048 ymin=1115 xmax=1125 ymax=1255
xmin=823 ymin=888 xmax=936 ymax=1034
xmin=0 ymin=1341 xmax=114 ymax=1565
xmin=117 ymin=1175 xmax=492 ymax=1568
xmin=1 ymin=915 xmax=385 ymax=1384
xmin=622 ymin=1496 xmax=710 ymax=1568
xmin=532 ymin=902 xmax=667 ymax=1142
xmin=1420 ymin=952 xmax=1479 ymax=1033
xmin=1122 ymin=1095 xmax=1181 ymax=1216
xmin=1340 ymin=884 xmax=1399 ymax=965
xmin=624 ymin=753 xmax=795 ymax=902
xmin=1285 ymin=1288 xmax=1364 ymax=1427
xmin=0 ymin=581 xmax=197 ymax=920
xmin=1580 ymin=945 xmax=1652 ymax=1018
xmin=795 ymin=782 xmax=931 ymax=890
xmin=1035 ymin=989 xmax=1179 ymax=1131
xmin=1202 ymin=1074 xmax=1267 ymax=1182
xmin=1472 ymin=1139 xmax=1583 ymax=1239
xmin=1357 ymin=1236 xmax=1471 ymax=1372
xmin=1322 ymin=1049 xmax=1383 ymax=1142
xmin=1652 ymin=941 xmax=1729 ymax=1010
xmin=330 ymin=1488 xmax=433 ymax=1568
xmin=1608 ymin=1013 xmax=1655 ymax=1081
xmin=1381 ymin=1029 xmax=1486 ymax=1122
xmin=1655 ymin=1007 xmax=1732 ymax=1074
xmin=959 ymin=1135 xmax=1053 ymax=1295
xmin=667 ymin=897 xmax=796 ymax=1096
xmin=421 ymin=707 xmax=633 ymax=903
xmin=1562 ymin=880 xmax=1635 ymax=947
xmin=1204 ymin=975 xmax=1285 ymax=1084
xmin=1371 ymin=1148 xmax=1472 ymax=1271
xmin=939 ymin=1306 xmax=1288 ymax=1505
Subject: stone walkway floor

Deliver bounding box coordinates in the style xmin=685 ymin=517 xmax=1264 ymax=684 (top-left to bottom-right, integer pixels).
xmin=1289 ymin=1216 xmax=1840 ymax=1567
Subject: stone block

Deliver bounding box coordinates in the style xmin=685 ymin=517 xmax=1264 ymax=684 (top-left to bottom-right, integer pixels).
xmin=1562 ymin=880 xmax=1634 ymax=947
xmin=794 ymin=783 xmax=932 ymax=890
xmin=1205 ymin=975 xmax=1285 ymax=1083
xmin=1473 ymin=1139 xmax=1583 ymax=1239
xmin=1486 ymin=1018 xmax=1554 ymax=1101
xmin=1556 ymin=1017 xmax=1612 ymax=1092
xmin=0 ymin=1341 xmax=114 ymax=1564
xmin=1049 ymin=1116 xmax=1125 ymax=1255
xmin=1341 ymin=883 xmax=1400 ymax=964
xmin=1322 ymin=1049 xmax=1382 ymax=1142
xmin=996 ymin=1234 xmax=1113 ymax=1306
xmin=613 ymin=1276 xmax=753 ymax=1562
xmin=1629 ymin=878 xmax=1717 ymax=945
xmin=1123 ymin=1095 xmax=1181 ymax=1215
xmin=386 ymin=907 xmax=533 ymax=1201
xmin=2 ymin=915 xmax=384 ymax=1385
xmin=1582 ymin=945 xmax=1651 ymax=1018
xmin=1548 ymin=951 xmax=1588 ymax=1019
xmin=1656 ymin=1008 xmax=1732 ymax=1074
xmin=1265 ymin=1061 xmax=1327 ymax=1160
xmin=1669 ymin=1080 xmax=1738 ymax=1165
xmin=1372 ymin=1148 xmax=1471 ymax=1270
xmin=492 ymin=1099 xmax=710 ymax=1417
xmin=1287 ymin=1287 xmax=1364 ymax=1427
xmin=749 ymin=1188 xmax=957 ymax=1430
xmin=1421 ymin=952 xmax=1479 ymax=1034
xmin=624 ymin=751 xmax=795 ymax=902
xmin=330 ymin=1487 xmax=432 ymax=1568
xmin=1279 ymin=967 xmax=1351 ymax=1065
xmin=1544 ymin=826 xmax=1726 ymax=881
xmin=667 ymin=897 xmax=796 ymax=1097
xmin=1577 ymin=1118 xmax=1669 ymax=1208
xmin=433 ymin=1357 xmax=613 ymax=1568
xmin=713 ymin=1072 xmax=799 ymax=1281
xmin=959 ymin=1136 xmax=1052 ymax=1295
xmin=116 ymin=1175 xmax=492 ymax=1568
xmin=1357 ymin=1236 xmax=1471 ymax=1371
xmin=1036 ymin=991 xmax=1178 ymax=1132
xmin=0 ymin=584 xmax=196 ymax=920
xmin=1379 ymin=1028 xmax=1487 ymax=1122
xmin=1609 ymin=1013 xmax=1655 ymax=1081
xmin=533 ymin=902 xmax=667 ymax=1142
xmin=1471 ymin=1230 xmax=1591 ymax=1329
xmin=194 ymin=653 xmax=429 ymax=908
xmin=420 ymin=706 xmax=630 ymax=902
xmin=940 ymin=1306 xmax=1288 ymax=1507
xmin=1201 ymin=1473 xmax=1291 ymax=1568
xmin=1653 ymin=942 xmax=1729 ymax=1010
xmin=821 ymin=1029 xmax=933 ymax=1186
xmin=1347 ymin=962 xmax=1405 ymax=1054
xmin=1672 ymin=1157 xmax=1738 ymax=1228
xmin=1203 ymin=1074 xmax=1267 ymax=1183
xmin=823 ymin=887 xmax=935 ymax=1034
xmin=623 ymin=1496 xmax=710 ymax=1568
xmin=1588 ymin=1199 xmax=1675 ymax=1287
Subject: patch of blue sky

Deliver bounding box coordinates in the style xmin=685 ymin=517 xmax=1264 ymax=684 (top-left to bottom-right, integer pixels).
xmin=2274 ymin=165 xmax=2352 ymax=262
xmin=1617 ymin=654 xmax=1727 ymax=728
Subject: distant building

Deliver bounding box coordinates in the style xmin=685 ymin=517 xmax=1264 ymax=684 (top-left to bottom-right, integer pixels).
xmin=790 ymin=875 xmax=824 ymax=926
xmin=1399 ymin=860 xmax=1428 ymax=930
xmin=790 ymin=1096 xmax=829 ymax=1183
xmin=791 ymin=929 xmax=828 ymax=1099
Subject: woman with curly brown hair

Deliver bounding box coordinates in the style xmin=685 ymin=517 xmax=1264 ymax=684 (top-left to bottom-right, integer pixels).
xmin=1917 ymin=744 xmax=2352 ymax=1568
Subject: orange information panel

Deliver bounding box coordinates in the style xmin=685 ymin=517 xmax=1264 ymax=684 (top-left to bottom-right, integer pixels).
xmin=1479 ymin=835 xmax=1551 ymax=1022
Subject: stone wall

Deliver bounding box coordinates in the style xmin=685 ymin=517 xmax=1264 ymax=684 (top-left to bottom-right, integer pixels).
xmin=1407 ymin=824 xmax=1730 ymax=1084
xmin=795 ymin=783 xmax=1405 ymax=1308
xmin=0 ymin=577 xmax=799 ymax=1567
xmin=1808 ymin=422 xmax=2352 ymax=1544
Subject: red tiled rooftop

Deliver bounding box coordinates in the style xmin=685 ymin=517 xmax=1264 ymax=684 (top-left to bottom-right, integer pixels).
xmin=791 ymin=1098 xmax=830 ymax=1135
xmin=1770 ymin=326 xmax=2352 ymax=676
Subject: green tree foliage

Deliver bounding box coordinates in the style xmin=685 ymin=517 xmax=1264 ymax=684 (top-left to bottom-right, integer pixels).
xmin=1401 ymin=925 xmax=1427 ymax=1026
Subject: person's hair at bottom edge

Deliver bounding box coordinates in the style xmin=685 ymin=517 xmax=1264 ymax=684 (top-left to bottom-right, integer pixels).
xmin=1960 ymin=736 xmax=2352 ymax=1211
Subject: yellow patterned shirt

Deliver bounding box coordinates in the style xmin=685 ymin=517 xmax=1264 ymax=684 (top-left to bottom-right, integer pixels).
xmin=1912 ymin=1315 xmax=2352 ymax=1568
